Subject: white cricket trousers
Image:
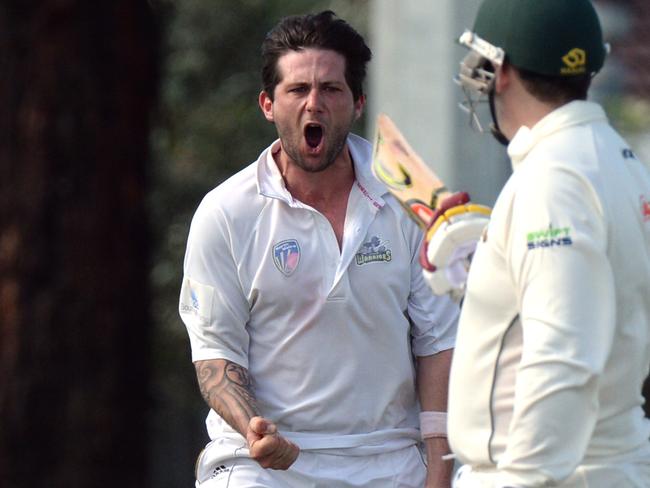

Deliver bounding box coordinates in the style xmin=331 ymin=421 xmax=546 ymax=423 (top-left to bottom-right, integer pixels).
xmin=195 ymin=444 xmax=426 ymax=488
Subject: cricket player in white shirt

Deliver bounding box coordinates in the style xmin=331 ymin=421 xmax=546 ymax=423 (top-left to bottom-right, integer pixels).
xmin=421 ymin=0 xmax=650 ymax=487
xmin=179 ymin=11 xmax=460 ymax=488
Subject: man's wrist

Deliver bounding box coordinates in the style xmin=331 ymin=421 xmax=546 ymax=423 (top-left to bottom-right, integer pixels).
xmin=419 ymin=411 xmax=447 ymax=439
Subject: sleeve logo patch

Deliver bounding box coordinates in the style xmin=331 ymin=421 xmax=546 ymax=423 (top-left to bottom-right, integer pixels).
xmin=179 ymin=277 xmax=213 ymax=324
xmin=526 ymin=225 xmax=573 ymax=250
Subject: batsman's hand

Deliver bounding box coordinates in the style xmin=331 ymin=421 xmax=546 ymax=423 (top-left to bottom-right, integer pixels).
xmin=246 ymin=416 xmax=300 ymax=470
xmin=419 ymin=192 xmax=491 ymax=301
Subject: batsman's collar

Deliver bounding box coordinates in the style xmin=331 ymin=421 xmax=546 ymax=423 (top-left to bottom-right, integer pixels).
xmin=346 ymin=133 xmax=388 ymax=208
xmin=507 ymin=100 xmax=607 ymax=169
xmin=257 ymin=134 xmax=387 ymax=208
xmin=257 ymin=140 xmax=291 ymax=204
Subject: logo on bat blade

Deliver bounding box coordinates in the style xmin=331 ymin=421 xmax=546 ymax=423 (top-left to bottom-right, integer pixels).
xmin=372 ymin=132 xmax=413 ymax=190
xmin=373 ymin=158 xmax=413 ymax=190
xmin=273 ymin=239 xmax=301 ymax=276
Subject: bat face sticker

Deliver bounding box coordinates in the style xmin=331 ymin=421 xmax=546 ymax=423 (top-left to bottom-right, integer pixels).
xmin=373 ymin=158 xmax=413 ymax=190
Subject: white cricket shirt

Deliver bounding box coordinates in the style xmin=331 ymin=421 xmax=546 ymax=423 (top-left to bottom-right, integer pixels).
xmin=448 ymin=101 xmax=650 ymax=487
xmin=180 ymin=134 xmax=459 ymax=457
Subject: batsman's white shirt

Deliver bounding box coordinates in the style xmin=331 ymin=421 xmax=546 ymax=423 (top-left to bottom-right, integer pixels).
xmin=180 ymin=134 xmax=458 ymax=478
xmin=449 ymin=101 xmax=650 ymax=487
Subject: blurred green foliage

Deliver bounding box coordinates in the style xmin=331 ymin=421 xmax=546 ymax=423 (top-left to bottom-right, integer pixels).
xmin=605 ymin=95 xmax=650 ymax=134
xmin=147 ymin=1 xmax=369 ymax=485
xmin=604 ymin=95 xmax=650 ymax=166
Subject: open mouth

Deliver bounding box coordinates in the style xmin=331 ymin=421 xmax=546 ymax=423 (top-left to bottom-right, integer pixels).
xmin=304 ymin=123 xmax=323 ymax=148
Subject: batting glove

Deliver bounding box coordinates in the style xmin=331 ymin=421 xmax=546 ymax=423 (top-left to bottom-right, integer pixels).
xmin=419 ymin=192 xmax=491 ymax=301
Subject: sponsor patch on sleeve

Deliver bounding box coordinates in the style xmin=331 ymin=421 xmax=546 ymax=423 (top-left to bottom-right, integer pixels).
xmin=526 ymin=224 xmax=573 ymax=250
xmin=179 ymin=277 xmax=214 ymax=324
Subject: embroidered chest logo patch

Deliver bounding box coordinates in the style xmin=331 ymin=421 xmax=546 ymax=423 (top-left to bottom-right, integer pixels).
xmin=527 ymin=225 xmax=573 ymax=250
xmin=356 ymin=235 xmax=392 ymax=265
xmin=273 ymin=239 xmax=301 ymax=276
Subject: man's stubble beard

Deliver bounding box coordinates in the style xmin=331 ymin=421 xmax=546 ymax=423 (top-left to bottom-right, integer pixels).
xmin=276 ymin=116 xmax=355 ymax=174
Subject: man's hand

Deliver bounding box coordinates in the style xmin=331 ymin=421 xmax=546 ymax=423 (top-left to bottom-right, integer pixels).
xmin=419 ymin=192 xmax=490 ymax=301
xmin=424 ymin=439 xmax=454 ymax=488
xmin=246 ymin=416 xmax=300 ymax=470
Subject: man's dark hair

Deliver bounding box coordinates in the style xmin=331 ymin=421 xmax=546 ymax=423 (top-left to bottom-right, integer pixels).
xmin=516 ymin=66 xmax=592 ymax=105
xmin=261 ymin=10 xmax=372 ymax=101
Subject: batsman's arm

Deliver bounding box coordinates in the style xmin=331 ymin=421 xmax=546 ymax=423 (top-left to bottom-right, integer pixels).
xmin=417 ymin=350 xmax=454 ymax=488
xmin=194 ymin=358 xmax=299 ymax=469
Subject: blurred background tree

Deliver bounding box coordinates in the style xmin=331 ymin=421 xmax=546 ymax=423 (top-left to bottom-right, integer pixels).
xmin=0 ymin=1 xmax=158 ymax=487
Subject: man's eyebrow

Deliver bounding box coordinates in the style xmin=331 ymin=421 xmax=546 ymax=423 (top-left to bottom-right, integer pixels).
xmin=283 ymin=80 xmax=345 ymax=89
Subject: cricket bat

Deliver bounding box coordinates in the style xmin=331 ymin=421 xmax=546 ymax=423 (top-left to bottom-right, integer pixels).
xmin=371 ymin=114 xmax=453 ymax=230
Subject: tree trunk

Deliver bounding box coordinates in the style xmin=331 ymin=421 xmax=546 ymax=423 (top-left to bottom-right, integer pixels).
xmin=0 ymin=2 xmax=158 ymax=486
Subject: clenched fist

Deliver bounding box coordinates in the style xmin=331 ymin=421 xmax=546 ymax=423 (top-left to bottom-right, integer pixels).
xmin=246 ymin=416 xmax=300 ymax=470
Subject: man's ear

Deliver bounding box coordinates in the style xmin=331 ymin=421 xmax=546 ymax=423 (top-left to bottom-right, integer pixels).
xmin=353 ymin=94 xmax=366 ymax=121
xmin=259 ymin=91 xmax=274 ymax=122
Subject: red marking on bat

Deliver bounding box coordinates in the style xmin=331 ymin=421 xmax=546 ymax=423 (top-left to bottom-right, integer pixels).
xmin=409 ymin=202 xmax=434 ymax=225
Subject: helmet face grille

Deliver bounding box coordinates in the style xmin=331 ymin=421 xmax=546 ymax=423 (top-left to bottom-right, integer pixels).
xmin=456 ymin=31 xmax=504 ymax=133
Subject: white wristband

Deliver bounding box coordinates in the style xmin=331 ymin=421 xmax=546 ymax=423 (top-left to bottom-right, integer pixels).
xmin=419 ymin=411 xmax=447 ymax=439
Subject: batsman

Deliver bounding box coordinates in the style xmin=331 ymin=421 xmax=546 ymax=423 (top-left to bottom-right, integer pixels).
xmin=418 ymin=0 xmax=650 ymax=486
xmin=179 ymin=10 xmax=460 ymax=488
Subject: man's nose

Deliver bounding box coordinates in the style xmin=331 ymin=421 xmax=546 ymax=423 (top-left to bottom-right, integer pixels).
xmin=305 ymin=88 xmax=323 ymax=112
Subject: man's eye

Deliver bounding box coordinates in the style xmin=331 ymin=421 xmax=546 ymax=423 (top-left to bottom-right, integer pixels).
xmin=289 ymin=86 xmax=308 ymax=93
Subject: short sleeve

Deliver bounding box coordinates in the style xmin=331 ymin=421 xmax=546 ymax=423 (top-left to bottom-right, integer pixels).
xmin=179 ymin=198 xmax=251 ymax=367
xmin=407 ymin=223 xmax=460 ymax=357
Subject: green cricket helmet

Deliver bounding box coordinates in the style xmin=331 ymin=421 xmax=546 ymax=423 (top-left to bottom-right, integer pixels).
xmin=456 ymin=0 xmax=608 ymax=140
xmin=471 ymin=0 xmax=607 ymax=77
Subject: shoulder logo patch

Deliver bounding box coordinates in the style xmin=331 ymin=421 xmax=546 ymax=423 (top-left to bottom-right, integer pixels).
xmin=622 ymin=148 xmax=636 ymax=160
xmin=273 ymin=239 xmax=300 ymax=276
xmin=356 ymin=235 xmax=392 ymax=265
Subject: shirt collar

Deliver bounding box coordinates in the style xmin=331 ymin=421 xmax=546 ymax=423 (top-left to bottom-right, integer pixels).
xmin=256 ymin=134 xmax=387 ymax=208
xmin=507 ymin=100 xmax=608 ymax=169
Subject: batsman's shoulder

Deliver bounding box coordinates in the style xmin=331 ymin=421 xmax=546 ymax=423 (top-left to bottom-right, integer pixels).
xmin=191 ymin=162 xmax=262 ymax=228
xmin=203 ymin=163 xmax=260 ymax=208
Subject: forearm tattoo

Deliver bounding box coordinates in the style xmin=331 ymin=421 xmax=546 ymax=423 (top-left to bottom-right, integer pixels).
xmin=195 ymin=360 xmax=259 ymax=434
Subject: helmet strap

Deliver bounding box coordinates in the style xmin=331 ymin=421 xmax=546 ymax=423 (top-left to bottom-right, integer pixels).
xmin=488 ymin=88 xmax=510 ymax=146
